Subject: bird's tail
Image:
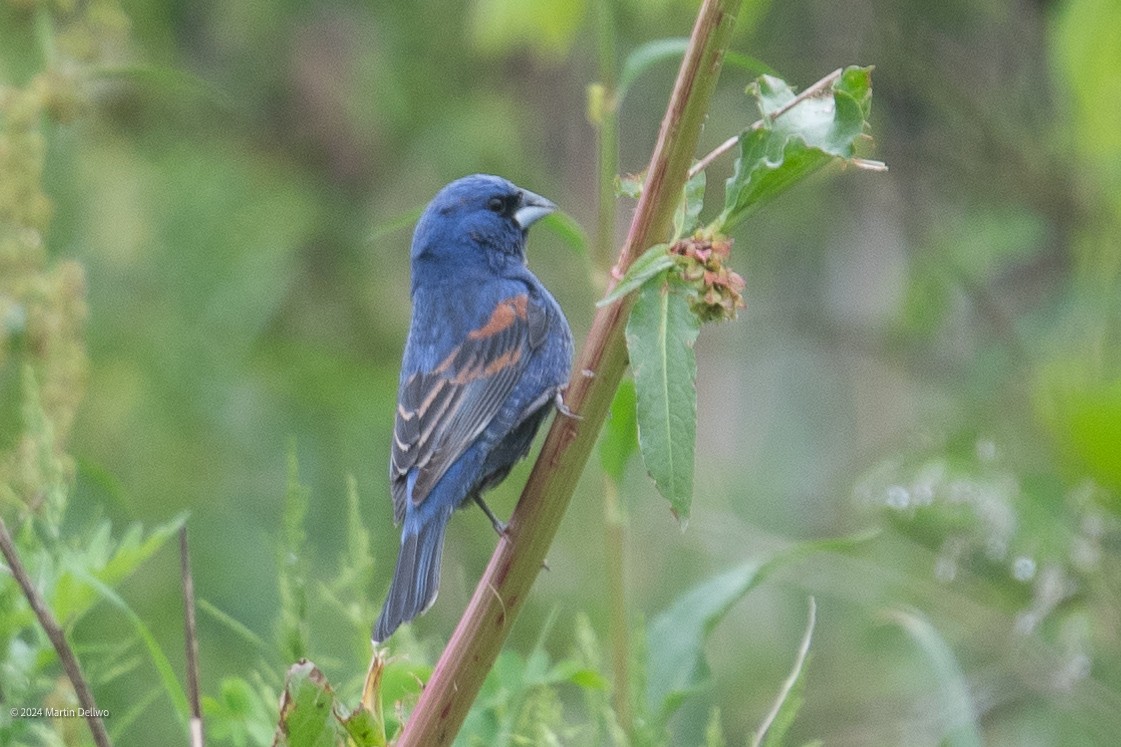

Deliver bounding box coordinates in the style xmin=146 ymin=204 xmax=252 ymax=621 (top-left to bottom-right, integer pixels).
xmin=373 ymin=508 xmax=450 ymax=643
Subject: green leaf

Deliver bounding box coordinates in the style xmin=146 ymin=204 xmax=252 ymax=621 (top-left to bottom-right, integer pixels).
xmin=754 ymin=599 xmax=816 ymax=747
xmin=108 ymin=688 xmax=164 ymax=743
xmin=88 ymin=64 xmax=240 ymax=115
xmin=66 ymin=564 xmax=191 ymax=723
xmin=837 ymin=65 xmax=874 ymax=119
xmin=646 ymin=560 xmax=765 ymax=723
xmin=368 ymin=205 xmax=424 ymax=243
xmin=646 ymin=533 xmax=876 ymax=725
xmin=197 ymin=598 xmax=271 ymax=653
xmin=673 ymin=169 xmax=706 ymax=240
xmin=598 ymin=378 xmax=638 ymax=484
xmin=718 ymin=67 xmax=874 ymax=231
xmin=618 ymin=37 xmax=689 ymax=102
xmin=339 ymin=705 xmax=384 ymax=747
xmin=597 ymin=243 xmax=676 ymax=307
xmin=203 ymin=676 xmax=278 ymax=747
xmin=52 ymin=513 xmax=186 ymax=625
xmin=98 ymin=513 xmax=187 ymax=588
xmin=275 ymin=661 xmax=342 ymax=747
xmin=883 ymin=608 xmax=982 ymax=747
xmin=540 ymin=210 xmax=589 ymax=255
xmin=617 ymin=42 xmax=780 ymax=105
xmin=724 ymin=51 xmax=780 ymax=78
xmin=564 ymin=666 xmax=611 ymax=691
xmin=626 ymin=276 xmax=700 ymax=521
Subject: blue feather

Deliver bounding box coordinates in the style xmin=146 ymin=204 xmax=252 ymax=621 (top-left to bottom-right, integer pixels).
xmin=373 ymin=175 xmax=573 ymax=642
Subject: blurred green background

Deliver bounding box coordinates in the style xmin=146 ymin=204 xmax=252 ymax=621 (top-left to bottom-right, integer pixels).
xmin=3 ymin=0 xmax=1121 ymax=744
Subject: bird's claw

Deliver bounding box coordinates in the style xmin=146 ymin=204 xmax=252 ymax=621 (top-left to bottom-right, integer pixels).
xmin=555 ymin=391 xmax=581 ymax=420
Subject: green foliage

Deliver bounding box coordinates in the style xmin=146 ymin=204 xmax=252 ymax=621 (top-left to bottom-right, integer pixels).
xmin=539 ymin=211 xmax=590 ymax=256
xmin=1052 ymin=0 xmax=1121 ymax=160
xmin=673 ymin=169 xmax=706 ymax=240
xmin=0 ymin=514 xmax=186 ymax=743
xmin=53 ymin=513 xmax=186 ymax=624
xmin=278 ymin=447 xmax=310 ymax=663
xmin=618 ymin=38 xmax=690 ymax=102
xmin=641 ymin=537 xmax=864 ymax=731
xmin=597 ymin=244 xmax=676 ymax=307
xmin=274 ymin=661 xmax=349 ymax=747
xmin=267 ymin=659 xmax=398 ymax=747
xmin=203 ymin=675 xmax=278 ymax=747
xmin=617 ymin=39 xmax=776 ymax=106
xmin=7 ymin=0 xmax=1120 ymax=744
xmin=704 ymin=707 xmax=726 ymax=747
xmin=66 ymin=526 xmax=191 ymax=720
xmin=456 ymin=613 xmax=611 ymax=746
xmin=316 ymin=475 xmax=378 ymax=653
xmin=598 ymin=377 xmax=638 ymax=485
xmin=200 ymin=459 xmax=407 ymax=746
xmin=625 ymin=275 xmax=701 ymax=521
xmin=645 ymin=560 xmax=769 ymax=722
xmin=0 ymin=7 xmax=196 ymax=743
xmin=717 ymin=67 xmax=873 ymax=232
xmin=884 ymin=608 xmax=982 ymax=747
xmin=248 ymin=531 xmax=850 ymax=747
xmin=755 ymin=599 xmax=815 ymax=747
xmin=606 ymin=65 xmax=878 ymax=521
xmin=0 ymin=375 xmax=189 ymax=743
xmin=0 ymin=54 xmax=88 ymax=516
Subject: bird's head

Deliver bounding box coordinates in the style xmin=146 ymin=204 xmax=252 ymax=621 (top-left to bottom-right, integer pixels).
xmin=410 ymin=174 xmax=556 ymax=279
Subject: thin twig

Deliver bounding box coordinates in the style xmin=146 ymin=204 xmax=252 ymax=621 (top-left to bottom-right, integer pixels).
xmin=0 ymin=519 xmax=112 ymax=747
xmin=750 ymin=596 xmax=817 ymax=747
xmin=689 ymin=134 xmax=739 ymax=178
xmin=179 ymin=526 xmax=204 ymax=747
xmin=688 ymin=68 xmax=845 ymax=178
xmin=768 ymin=68 xmax=843 ymax=120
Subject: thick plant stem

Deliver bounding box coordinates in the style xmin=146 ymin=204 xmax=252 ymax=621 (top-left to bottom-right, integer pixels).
xmin=396 ymin=1 xmax=742 ymax=744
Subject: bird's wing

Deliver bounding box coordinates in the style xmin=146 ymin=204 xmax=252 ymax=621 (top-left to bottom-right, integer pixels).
xmin=391 ymin=293 xmax=545 ymax=523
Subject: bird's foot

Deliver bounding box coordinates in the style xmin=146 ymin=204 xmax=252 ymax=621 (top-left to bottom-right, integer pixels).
xmin=555 ymin=390 xmax=581 ymax=420
xmin=474 ymin=495 xmax=509 ymax=537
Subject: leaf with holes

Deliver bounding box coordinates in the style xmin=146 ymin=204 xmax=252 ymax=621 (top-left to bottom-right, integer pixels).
xmin=718 ymin=66 xmax=874 ymax=231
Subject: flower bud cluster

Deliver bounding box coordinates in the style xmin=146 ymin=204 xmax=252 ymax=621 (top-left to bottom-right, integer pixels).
xmin=670 ymin=235 xmax=745 ymax=322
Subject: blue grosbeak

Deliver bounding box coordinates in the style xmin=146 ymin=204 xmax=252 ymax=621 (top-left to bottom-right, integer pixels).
xmin=373 ymin=174 xmax=573 ymax=643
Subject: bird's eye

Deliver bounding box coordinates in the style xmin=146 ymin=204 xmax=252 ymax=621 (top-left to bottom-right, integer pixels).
xmin=487 ymin=196 xmax=507 ymax=213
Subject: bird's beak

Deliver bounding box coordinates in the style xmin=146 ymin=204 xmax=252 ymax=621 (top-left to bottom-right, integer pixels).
xmin=513 ymin=189 xmax=557 ymax=230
